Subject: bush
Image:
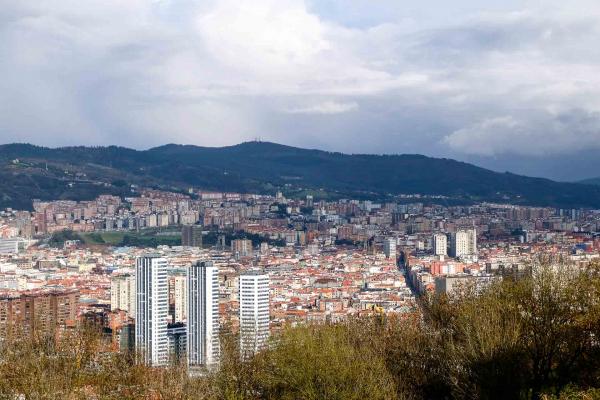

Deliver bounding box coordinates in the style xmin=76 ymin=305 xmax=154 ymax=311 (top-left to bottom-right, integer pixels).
xmin=1 ymin=261 xmax=599 ymax=399
xmin=251 ymin=322 xmax=396 ymax=400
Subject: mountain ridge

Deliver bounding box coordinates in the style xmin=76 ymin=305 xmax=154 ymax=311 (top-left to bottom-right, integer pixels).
xmin=580 ymin=177 xmax=600 ymax=186
xmin=1 ymin=141 xmax=600 ymax=210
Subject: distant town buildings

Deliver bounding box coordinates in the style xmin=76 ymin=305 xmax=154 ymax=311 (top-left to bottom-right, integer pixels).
xmin=231 ymin=239 xmax=253 ymax=258
xmin=2 ymin=187 xmax=600 ymax=371
xmin=181 ymin=225 xmax=203 ymax=248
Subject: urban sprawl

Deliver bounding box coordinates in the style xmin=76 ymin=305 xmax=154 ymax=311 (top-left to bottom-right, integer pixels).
xmin=1 ymin=188 xmax=600 ymax=368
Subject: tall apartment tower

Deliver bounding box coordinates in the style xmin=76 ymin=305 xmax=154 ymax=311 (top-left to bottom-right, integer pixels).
xmin=433 ymin=234 xmax=448 ymax=256
xmin=450 ymin=229 xmax=477 ymax=258
xmin=383 ymin=238 xmax=397 ymax=260
xmin=239 ymin=271 xmax=270 ymax=357
xmin=111 ymin=273 xmax=136 ymax=315
xmin=172 ymin=274 xmax=187 ymax=323
xmin=187 ymin=261 xmax=220 ymax=368
xmin=181 ymin=225 xmax=203 ymax=248
xmin=135 ymin=255 xmax=169 ymax=366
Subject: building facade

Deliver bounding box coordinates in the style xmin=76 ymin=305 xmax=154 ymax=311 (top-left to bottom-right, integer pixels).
xmin=0 ymin=239 xmax=20 ymax=254
xmin=0 ymin=290 xmax=79 ymax=337
xmin=450 ymin=229 xmax=477 ymax=258
xmin=231 ymin=239 xmax=253 ymax=258
xmin=433 ymin=233 xmax=448 ymax=256
xmin=110 ymin=274 xmax=136 ymax=315
xmin=167 ymin=322 xmax=187 ymax=363
xmin=383 ymin=238 xmax=397 ymax=260
xmin=181 ymin=225 xmax=203 ymax=248
xmin=187 ymin=260 xmax=220 ymax=367
xmin=135 ymin=255 xmax=169 ymax=366
xmin=239 ymin=271 xmax=270 ymax=357
xmin=173 ymin=274 xmax=187 ymax=323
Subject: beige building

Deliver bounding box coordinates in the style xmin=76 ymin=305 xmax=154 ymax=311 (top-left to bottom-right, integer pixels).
xmin=231 ymin=239 xmax=253 ymax=257
xmin=173 ymin=274 xmax=187 ymax=323
xmin=111 ymin=274 xmax=136 ymax=315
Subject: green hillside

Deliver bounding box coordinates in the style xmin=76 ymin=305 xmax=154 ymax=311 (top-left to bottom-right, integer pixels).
xmin=2 ymin=141 xmax=600 ymax=209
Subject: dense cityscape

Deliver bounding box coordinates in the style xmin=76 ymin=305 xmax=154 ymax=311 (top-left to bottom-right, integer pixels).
xmin=3 ymin=1 xmax=600 ymax=397
xmin=1 ymin=187 xmax=599 ymax=371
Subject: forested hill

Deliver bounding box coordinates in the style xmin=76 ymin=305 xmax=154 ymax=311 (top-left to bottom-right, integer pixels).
xmin=2 ymin=141 xmax=600 ymax=209
xmin=580 ymin=177 xmax=600 ymax=186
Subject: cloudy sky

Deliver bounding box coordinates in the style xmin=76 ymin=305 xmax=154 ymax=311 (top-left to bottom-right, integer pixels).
xmin=1 ymin=0 xmax=600 ymax=181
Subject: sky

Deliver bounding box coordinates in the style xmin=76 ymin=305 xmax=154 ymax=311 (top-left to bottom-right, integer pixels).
xmin=1 ymin=0 xmax=600 ymax=181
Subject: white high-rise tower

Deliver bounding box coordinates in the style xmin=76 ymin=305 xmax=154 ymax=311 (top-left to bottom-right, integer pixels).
xmin=187 ymin=260 xmax=220 ymax=368
xmin=450 ymin=229 xmax=477 ymax=258
xmin=239 ymin=271 xmax=270 ymax=357
xmin=135 ymin=255 xmax=169 ymax=366
xmin=433 ymin=234 xmax=448 ymax=256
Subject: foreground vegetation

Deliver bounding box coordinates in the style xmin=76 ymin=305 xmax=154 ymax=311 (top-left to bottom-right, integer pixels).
xmin=1 ymin=263 xmax=599 ymax=399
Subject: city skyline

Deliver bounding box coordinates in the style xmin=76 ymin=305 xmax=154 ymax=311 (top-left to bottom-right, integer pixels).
xmin=1 ymin=1 xmax=600 ymax=396
xmin=1 ymin=184 xmax=599 ymax=396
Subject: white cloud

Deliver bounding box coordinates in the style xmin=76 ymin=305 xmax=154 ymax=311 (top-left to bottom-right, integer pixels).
xmin=443 ymin=110 xmax=600 ymax=156
xmin=2 ymin=0 xmax=600 ymax=170
xmin=443 ymin=117 xmax=521 ymax=156
xmin=197 ymin=0 xmax=330 ymax=71
xmin=285 ymin=101 xmax=359 ymax=115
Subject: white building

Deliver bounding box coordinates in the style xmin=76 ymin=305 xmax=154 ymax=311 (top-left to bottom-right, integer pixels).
xmin=451 ymin=229 xmax=477 ymax=258
xmin=135 ymin=255 xmax=169 ymax=366
xmin=0 ymin=239 xmax=20 ymax=254
xmin=383 ymin=238 xmax=397 ymax=260
xmin=239 ymin=271 xmax=270 ymax=357
xmin=187 ymin=261 xmax=220 ymax=368
xmin=435 ymin=273 xmax=496 ymax=295
xmin=433 ymin=234 xmax=448 ymax=256
xmin=111 ymin=273 xmax=136 ymax=315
